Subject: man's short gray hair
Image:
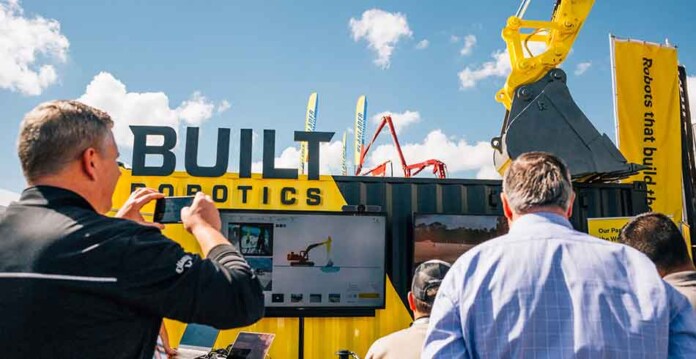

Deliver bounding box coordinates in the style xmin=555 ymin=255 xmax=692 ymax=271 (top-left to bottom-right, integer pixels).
xmin=502 ymin=152 xmax=573 ymax=214
xmin=18 ymin=100 xmax=114 ymax=182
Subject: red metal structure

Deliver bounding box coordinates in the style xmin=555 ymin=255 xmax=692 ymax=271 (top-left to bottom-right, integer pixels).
xmin=355 ymin=115 xmax=448 ymax=179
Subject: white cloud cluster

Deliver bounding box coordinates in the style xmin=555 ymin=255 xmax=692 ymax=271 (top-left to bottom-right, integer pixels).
xmin=371 ymin=110 xmax=421 ymax=135
xmin=177 ymin=91 xmax=215 ymax=126
xmin=78 ymin=72 xmax=227 ymax=147
xmin=252 ymin=128 xmax=499 ymax=179
xmin=415 ymin=39 xmax=429 ymax=50
xmin=252 ymin=140 xmax=345 ymax=176
xmin=365 ymin=129 xmax=499 ymax=179
xmin=217 ymin=100 xmax=231 ymax=114
xmin=574 ymin=61 xmax=592 ymax=76
xmin=458 ymin=42 xmax=546 ymax=89
xmin=460 ymin=35 xmax=477 ymax=56
xmin=0 ymin=188 xmax=20 ymax=207
xmin=458 ymin=50 xmax=510 ymax=89
xmin=349 ymin=9 xmax=412 ymax=69
xmin=0 ymin=0 xmax=69 ymax=95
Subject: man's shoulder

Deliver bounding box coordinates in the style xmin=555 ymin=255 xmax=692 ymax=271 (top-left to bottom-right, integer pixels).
xmin=368 ymin=326 xmax=424 ymax=357
xmin=451 ymin=223 xmax=653 ymax=272
xmin=379 ymin=325 xmax=427 ymax=345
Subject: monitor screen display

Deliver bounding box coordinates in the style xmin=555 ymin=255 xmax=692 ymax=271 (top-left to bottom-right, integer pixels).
xmin=413 ymin=214 xmax=509 ymax=266
xmin=222 ymin=211 xmax=386 ymax=314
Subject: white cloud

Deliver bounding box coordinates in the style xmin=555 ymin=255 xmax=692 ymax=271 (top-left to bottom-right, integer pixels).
xmin=217 ymin=100 xmax=231 ymax=114
xmin=177 ymin=91 xmax=215 ymax=126
xmin=458 ymin=50 xmax=509 ymax=89
xmin=475 ymin=165 xmax=501 ymax=180
xmin=349 ymin=9 xmax=412 ymax=69
xmin=415 ymin=39 xmax=429 ymax=50
xmin=458 ymin=42 xmax=546 ymax=89
xmin=371 ymin=110 xmax=420 ymax=135
xmin=251 ymin=146 xmax=299 ymax=174
xmin=365 ymin=129 xmax=498 ymax=178
xmin=0 ymin=0 xmax=69 ymax=95
xmin=459 ymin=34 xmax=477 ymax=56
xmin=687 ymin=76 xmax=696 ymax=123
xmin=78 ymin=72 xmax=222 ymax=148
xmin=574 ymin=61 xmax=592 ymax=76
xmin=251 ymin=140 xmax=345 ymax=175
xmin=0 ymin=188 xmax=20 ymax=207
xmin=250 ymin=130 xmax=500 ymax=179
xmin=450 ymin=35 xmax=460 ymax=43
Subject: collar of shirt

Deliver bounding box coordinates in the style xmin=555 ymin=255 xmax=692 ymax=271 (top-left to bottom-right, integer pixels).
xmin=19 ymin=185 xmax=96 ymax=212
xmin=664 ymin=270 xmax=696 ymax=283
xmin=412 ymin=316 xmax=430 ymax=326
xmin=508 ymin=212 xmax=572 ymax=235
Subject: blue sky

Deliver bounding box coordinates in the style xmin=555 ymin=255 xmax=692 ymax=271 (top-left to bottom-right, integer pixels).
xmin=1 ymin=0 xmax=695 ymax=196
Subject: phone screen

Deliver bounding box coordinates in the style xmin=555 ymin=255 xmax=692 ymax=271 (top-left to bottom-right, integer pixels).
xmin=153 ymin=196 xmax=195 ymax=223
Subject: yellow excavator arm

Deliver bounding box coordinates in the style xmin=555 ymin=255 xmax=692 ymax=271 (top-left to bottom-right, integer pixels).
xmin=496 ymin=0 xmax=595 ymax=110
xmin=491 ymin=0 xmax=642 ymax=182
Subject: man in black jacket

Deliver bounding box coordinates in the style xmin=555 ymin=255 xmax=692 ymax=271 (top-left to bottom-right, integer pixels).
xmin=0 ymin=100 xmax=265 ymax=358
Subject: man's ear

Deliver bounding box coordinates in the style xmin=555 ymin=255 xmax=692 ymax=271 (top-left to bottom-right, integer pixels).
xmin=407 ymin=291 xmax=417 ymax=312
xmin=501 ymin=193 xmax=514 ymax=221
xmin=81 ymin=148 xmax=98 ymax=181
xmin=565 ymin=191 xmax=576 ymax=219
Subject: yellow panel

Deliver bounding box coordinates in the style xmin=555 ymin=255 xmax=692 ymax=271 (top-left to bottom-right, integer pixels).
xmin=113 ymin=169 xmax=348 ymax=212
xmin=112 ymin=169 xmax=413 ymax=357
xmin=681 ymin=223 xmax=693 ymax=259
xmin=303 ymin=276 xmax=412 ymax=359
xmin=614 ymin=39 xmax=683 ymax=223
xmin=587 ymin=217 xmax=632 ymax=242
xmin=214 ymin=317 xmax=300 ymax=358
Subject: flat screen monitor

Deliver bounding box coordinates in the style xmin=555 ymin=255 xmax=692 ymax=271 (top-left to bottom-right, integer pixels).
xmin=222 ymin=210 xmax=387 ymax=316
xmin=413 ymin=213 xmax=509 ymax=267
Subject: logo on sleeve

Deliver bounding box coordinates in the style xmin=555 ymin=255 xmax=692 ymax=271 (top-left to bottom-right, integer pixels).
xmin=176 ymin=255 xmax=193 ymax=274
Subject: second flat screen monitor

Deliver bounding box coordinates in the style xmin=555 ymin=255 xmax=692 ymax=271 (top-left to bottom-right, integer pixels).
xmin=413 ymin=213 xmax=509 ymax=266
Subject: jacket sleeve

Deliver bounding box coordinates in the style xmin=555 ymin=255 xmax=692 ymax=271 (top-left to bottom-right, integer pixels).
xmin=115 ymin=227 xmax=265 ymax=329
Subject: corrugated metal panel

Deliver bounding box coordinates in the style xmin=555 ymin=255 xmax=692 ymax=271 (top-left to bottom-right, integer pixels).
xmin=333 ymin=176 xmax=649 ymax=305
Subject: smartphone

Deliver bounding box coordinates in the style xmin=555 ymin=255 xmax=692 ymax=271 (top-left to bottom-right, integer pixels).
xmin=153 ymin=196 xmax=195 ymax=223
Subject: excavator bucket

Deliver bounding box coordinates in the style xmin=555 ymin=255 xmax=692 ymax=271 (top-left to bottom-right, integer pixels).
xmin=491 ymin=69 xmax=644 ymax=182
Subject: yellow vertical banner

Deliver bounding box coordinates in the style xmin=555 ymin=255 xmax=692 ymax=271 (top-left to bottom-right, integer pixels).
xmin=300 ymin=92 xmax=318 ymax=175
xmin=612 ymin=37 xmax=683 ymax=222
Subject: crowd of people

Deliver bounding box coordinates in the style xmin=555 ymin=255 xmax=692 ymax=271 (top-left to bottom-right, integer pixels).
xmin=367 ymin=151 xmax=696 ymax=358
xmin=2 ymin=100 xmax=696 ymax=358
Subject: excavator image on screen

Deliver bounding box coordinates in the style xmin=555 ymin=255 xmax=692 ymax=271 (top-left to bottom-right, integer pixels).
xmin=287 ymin=236 xmax=334 ymax=268
xmin=491 ymin=0 xmax=643 ymax=182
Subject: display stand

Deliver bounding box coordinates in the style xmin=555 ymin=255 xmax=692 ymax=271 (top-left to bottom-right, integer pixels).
xmin=298 ymin=316 xmax=305 ymax=359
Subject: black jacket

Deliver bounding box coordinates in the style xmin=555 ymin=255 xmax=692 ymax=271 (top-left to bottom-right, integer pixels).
xmin=0 ymin=186 xmax=264 ymax=358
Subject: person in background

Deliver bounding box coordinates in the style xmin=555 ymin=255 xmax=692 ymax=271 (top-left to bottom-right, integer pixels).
xmin=365 ymin=260 xmax=451 ymax=359
xmin=0 ymin=100 xmax=265 ymax=358
xmin=423 ymin=151 xmax=696 ymax=358
xmin=618 ymin=212 xmax=696 ymax=308
xmin=154 ymin=323 xmax=178 ymax=358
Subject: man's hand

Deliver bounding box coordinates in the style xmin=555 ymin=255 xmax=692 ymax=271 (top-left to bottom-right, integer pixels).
xmin=181 ymin=192 xmax=222 ymax=235
xmin=115 ymin=187 xmax=165 ymax=229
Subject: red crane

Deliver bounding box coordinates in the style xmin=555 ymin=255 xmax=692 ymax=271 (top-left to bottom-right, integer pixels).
xmin=355 ymin=115 xmax=448 ymax=179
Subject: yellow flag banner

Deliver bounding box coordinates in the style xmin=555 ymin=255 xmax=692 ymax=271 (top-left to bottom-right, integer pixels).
xmin=612 ymin=37 xmax=683 ymax=222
